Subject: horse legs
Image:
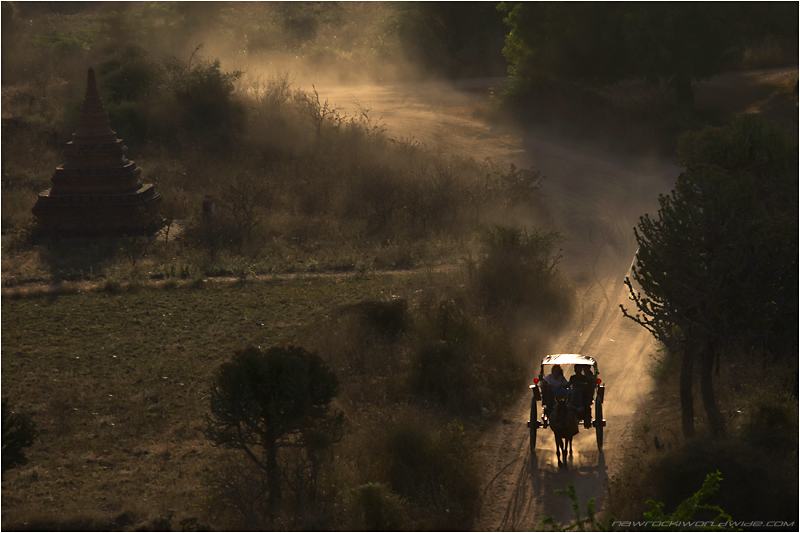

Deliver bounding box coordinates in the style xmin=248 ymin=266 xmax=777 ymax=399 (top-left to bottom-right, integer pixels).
xmin=554 ymin=434 xmax=567 ymax=468
xmin=554 ymin=434 xmax=561 ymax=467
xmin=568 ymin=436 xmax=573 ymax=457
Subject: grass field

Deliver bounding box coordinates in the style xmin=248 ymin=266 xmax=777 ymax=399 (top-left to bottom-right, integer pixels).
xmin=1 ymin=270 xmax=470 ymax=529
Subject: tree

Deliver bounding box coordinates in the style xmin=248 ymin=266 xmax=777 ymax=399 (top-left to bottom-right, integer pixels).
xmin=2 ymin=399 xmax=38 ymax=478
xmin=621 ymin=115 xmax=798 ymax=437
xmin=499 ymin=3 xmax=798 ymax=110
xmin=393 ymin=2 xmax=508 ymax=78
xmin=205 ymin=346 xmax=343 ymax=516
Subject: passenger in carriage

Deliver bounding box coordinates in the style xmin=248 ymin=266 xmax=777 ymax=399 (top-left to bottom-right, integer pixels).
xmin=544 ymin=364 xmax=569 ymax=415
xmin=545 ymin=364 xmax=569 ymax=390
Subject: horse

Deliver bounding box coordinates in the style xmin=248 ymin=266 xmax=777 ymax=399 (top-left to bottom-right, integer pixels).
xmin=549 ymin=393 xmax=580 ymax=468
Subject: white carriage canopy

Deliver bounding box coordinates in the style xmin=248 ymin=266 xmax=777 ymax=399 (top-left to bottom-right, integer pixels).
xmin=539 ymin=353 xmax=599 ymax=376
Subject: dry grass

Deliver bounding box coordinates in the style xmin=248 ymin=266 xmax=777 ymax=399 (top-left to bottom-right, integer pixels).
xmin=2 ymin=261 xmax=558 ymax=530
xmin=0 ymin=270 xmax=464 ymax=529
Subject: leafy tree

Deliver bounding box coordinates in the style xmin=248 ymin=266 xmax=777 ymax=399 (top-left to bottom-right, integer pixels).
xmin=621 ymin=115 xmax=798 ymax=437
xmin=163 ymin=49 xmax=243 ymax=131
xmin=2 ymin=399 xmax=38 ymax=478
xmin=393 ymin=2 xmax=508 ymax=78
xmin=499 ymin=3 xmax=798 ymax=110
xmin=205 ymin=346 xmax=343 ymax=515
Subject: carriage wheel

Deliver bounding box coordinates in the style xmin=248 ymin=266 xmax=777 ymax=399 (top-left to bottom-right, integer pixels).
xmin=529 ymin=395 xmax=538 ymax=454
xmin=595 ymin=401 xmax=604 ymax=451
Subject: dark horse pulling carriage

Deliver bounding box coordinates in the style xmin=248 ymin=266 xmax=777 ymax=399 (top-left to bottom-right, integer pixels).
xmin=527 ymin=354 xmax=605 ymax=467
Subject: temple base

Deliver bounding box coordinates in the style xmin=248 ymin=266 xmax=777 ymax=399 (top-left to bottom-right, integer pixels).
xmin=32 ymin=185 xmax=162 ymax=237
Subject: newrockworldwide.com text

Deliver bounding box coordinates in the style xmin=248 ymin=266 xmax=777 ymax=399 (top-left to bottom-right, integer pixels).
xmin=612 ymin=521 xmax=795 ymax=528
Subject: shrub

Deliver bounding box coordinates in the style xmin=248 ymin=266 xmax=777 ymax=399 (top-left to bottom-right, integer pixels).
xmin=98 ymin=45 xmax=161 ymax=103
xmin=649 ymin=438 xmax=798 ymax=525
xmin=473 ymin=224 xmax=572 ymax=329
xmin=383 ymin=419 xmax=480 ymax=531
xmin=2 ymin=399 xmax=38 ymax=478
xmin=334 ymin=299 xmax=410 ymax=341
xmin=741 ymin=389 xmax=798 ymax=453
xmin=642 ymin=471 xmax=733 ymax=529
xmin=345 ymin=483 xmax=409 ymax=531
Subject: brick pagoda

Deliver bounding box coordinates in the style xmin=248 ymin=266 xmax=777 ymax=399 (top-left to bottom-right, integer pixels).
xmin=32 ymin=67 xmax=161 ymax=236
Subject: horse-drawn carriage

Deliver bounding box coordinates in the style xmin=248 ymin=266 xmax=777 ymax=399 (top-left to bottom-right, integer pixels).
xmin=527 ymin=354 xmax=605 ymax=465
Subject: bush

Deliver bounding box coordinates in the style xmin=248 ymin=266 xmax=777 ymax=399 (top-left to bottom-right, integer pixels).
xmin=741 ymin=389 xmax=798 ymax=453
xmin=345 ymin=483 xmax=409 ymax=531
xmin=383 ymin=418 xmax=480 ymax=531
xmin=473 ymin=224 xmax=573 ymax=328
xmin=2 ymin=399 xmax=38 ymax=478
xmin=334 ymin=299 xmax=410 ymax=341
xmin=409 ymin=295 xmax=525 ymax=415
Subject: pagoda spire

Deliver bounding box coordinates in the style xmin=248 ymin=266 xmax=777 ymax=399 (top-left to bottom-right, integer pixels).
xmin=31 ymin=67 xmax=162 ymax=236
xmin=72 ymin=67 xmax=116 ymax=144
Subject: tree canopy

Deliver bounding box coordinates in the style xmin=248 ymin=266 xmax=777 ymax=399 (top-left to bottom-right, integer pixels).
xmin=206 ymin=345 xmax=343 ymax=512
xmin=499 ymin=2 xmax=799 ymax=108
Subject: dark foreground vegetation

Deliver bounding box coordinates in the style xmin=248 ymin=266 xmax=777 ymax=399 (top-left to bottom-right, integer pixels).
xmin=2 ymin=2 xmax=798 ymax=531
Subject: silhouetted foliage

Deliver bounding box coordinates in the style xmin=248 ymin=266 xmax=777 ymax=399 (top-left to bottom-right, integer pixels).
xmin=336 ymin=299 xmax=410 ymax=340
xmin=393 ymin=2 xmax=508 ymax=78
xmin=2 ymin=398 xmax=38 ymax=478
xmin=346 ymin=483 xmax=409 ymax=531
xmin=98 ymin=45 xmax=160 ymax=103
xmin=384 ymin=420 xmax=480 ymax=530
xmin=410 ymin=295 xmax=525 ymax=415
xmin=622 ymin=115 xmax=798 ymax=437
xmin=500 ymin=3 xmax=799 ymax=109
xmin=473 ymin=224 xmax=570 ymax=327
xmin=205 ymin=346 xmax=343 ymax=517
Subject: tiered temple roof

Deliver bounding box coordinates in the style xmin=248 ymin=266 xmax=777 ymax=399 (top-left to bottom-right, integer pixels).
xmin=32 ymin=67 xmax=161 ymax=236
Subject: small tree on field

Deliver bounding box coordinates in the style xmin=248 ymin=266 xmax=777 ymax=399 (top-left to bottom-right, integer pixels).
xmin=205 ymin=346 xmax=343 ymax=519
xmin=2 ymin=399 xmax=37 ymax=478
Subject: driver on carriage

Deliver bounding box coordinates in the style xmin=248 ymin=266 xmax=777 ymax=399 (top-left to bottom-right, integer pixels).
xmin=569 ymin=364 xmax=594 ymax=427
xmin=543 ymin=364 xmax=569 ymax=414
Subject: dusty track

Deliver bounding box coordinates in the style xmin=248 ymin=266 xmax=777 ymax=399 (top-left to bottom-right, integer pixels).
xmin=318 ymin=80 xmax=677 ymax=529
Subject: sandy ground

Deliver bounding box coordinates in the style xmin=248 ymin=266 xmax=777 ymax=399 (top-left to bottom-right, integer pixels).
xmin=316 ymin=79 xmax=682 ymax=529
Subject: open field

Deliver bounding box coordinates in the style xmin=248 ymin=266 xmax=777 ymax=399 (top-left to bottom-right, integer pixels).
xmin=1 ymin=269 xmax=470 ymax=529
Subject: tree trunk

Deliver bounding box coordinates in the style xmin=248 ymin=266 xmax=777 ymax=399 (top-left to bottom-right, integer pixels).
xmin=699 ymin=341 xmax=727 ymax=436
xmin=679 ymin=346 xmax=695 ymax=439
xmin=265 ymin=438 xmax=282 ymax=512
xmin=673 ymin=71 xmax=694 ymax=113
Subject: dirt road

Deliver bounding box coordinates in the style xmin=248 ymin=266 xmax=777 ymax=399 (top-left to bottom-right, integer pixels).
xmin=318 ymin=80 xmax=677 ymax=529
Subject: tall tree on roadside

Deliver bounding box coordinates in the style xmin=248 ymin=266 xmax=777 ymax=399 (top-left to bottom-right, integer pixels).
xmin=622 ymin=115 xmax=798 ymax=437
xmin=206 ymin=346 xmax=343 ymax=515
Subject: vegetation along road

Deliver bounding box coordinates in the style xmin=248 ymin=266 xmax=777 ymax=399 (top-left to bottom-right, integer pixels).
xmin=319 ymin=78 xmax=675 ymax=528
